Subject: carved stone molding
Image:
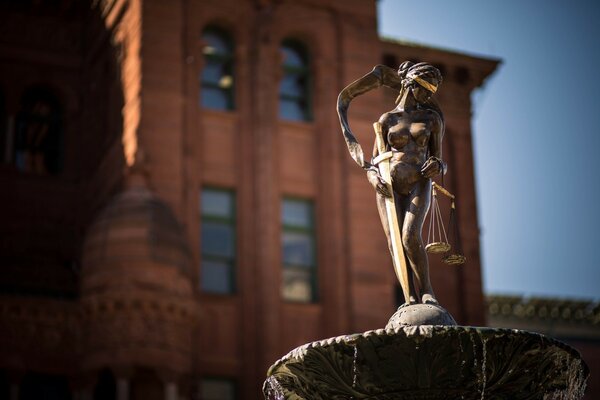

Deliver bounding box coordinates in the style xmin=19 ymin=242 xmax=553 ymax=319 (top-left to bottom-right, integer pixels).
xmin=81 ymin=295 xmax=194 ymax=323
xmin=0 ymin=296 xmax=81 ymax=372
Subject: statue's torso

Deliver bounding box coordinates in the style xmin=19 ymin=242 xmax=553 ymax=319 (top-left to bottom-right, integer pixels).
xmin=380 ymin=109 xmax=440 ymax=194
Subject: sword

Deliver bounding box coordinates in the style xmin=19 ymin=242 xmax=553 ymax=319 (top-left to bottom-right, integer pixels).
xmin=372 ymin=122 xmax=411 ymax=305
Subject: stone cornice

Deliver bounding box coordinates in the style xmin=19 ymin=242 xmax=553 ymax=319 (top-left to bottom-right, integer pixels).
xmin=486 ymin=295 xmax=600 ymax=340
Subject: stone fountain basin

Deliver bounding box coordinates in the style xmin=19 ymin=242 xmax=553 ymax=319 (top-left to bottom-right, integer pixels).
xmin=264 ymin=325 xmax=588 ymax=400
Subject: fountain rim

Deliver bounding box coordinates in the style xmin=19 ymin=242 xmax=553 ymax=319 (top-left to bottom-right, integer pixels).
xmin=266 ymin=325 xmax=589 ymax=378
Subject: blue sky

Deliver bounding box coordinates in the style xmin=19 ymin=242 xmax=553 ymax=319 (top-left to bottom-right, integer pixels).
xmin=379 ymin=0 xmax=600 ymax=300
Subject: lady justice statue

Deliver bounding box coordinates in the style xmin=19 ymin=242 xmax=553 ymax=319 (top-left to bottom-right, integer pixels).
xmin=337 ymin=61 xmax=445 ymax=306
xmin=265 ymin=61 xmax=588 ymax=400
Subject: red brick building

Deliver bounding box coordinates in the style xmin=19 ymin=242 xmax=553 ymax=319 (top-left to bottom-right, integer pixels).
xmin=0 ymin=0 xmax=498 ymax=399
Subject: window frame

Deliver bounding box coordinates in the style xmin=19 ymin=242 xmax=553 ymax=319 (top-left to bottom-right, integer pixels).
xmin=281 ymin=196 xmax=318 ymax=303
xmin=13 ymin=87 xmax=63 ymax=175
xmin=200 ymin=187 xmax=237 ymax=295
xmin=200 ymin=26 xmax=235 ymax=111
xmin=279 ymin=39 xmax=312 ymax=122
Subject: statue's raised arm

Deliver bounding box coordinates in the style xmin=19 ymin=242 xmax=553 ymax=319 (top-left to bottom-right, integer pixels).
xmin=336 ymin=64 xmax=402 ymax=169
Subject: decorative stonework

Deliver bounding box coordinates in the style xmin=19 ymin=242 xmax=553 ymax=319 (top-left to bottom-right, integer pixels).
xmin=82 ymin=296 xmax=193 ymax=322
xmin=487 ymin=295 xmax=599 ymax=324
xmin=486 ymin=295 xmax=600 ymax=340
xmin=83 ymin=185 xmax=192 ymax=275
xmin=0 ymin=293 xmax=197 ymax=374
xmin=0 ymin=296 xmax=81 ymax=371
xmin=80 ymin=181 xmax=195 ymax=375
xmin=264 ymin=326 xmax=588 ymax=400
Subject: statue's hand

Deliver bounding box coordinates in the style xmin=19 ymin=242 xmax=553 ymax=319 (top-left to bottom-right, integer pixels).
xmin=367 ymin=170 xmax=392 ymax=198
xmin=421 ymin=157 xmax=446 ymax=178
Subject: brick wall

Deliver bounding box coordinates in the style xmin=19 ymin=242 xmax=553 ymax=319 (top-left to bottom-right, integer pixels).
xmin=0 ymin=0 xmax=499 ymax=398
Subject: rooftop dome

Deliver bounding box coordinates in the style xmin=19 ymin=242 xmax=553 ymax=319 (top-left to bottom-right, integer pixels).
xmin=81 ymin=178 xmax=193 ymax=296
xmin=80 ymin=176 xmax=195 ymax=374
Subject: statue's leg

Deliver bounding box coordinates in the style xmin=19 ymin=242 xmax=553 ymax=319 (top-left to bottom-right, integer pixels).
xmin=375 ymin=193 xmax=416 ymax=304
xmin=401 ymin=180 xmax=436 ymax=304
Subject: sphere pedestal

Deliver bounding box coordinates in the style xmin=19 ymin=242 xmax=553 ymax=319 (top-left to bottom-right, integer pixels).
xmin=264 ymin=306 xmax=588 ymax=400
xmin=386 ymin=303 xmax=456 ymax=329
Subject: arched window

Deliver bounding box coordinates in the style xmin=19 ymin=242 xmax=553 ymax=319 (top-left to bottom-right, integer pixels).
xmin=279 ymin=40 xmax=311 ymax=122
xmin=14 ymin=87 xmax=62 ymax=175
xmin=201 ymin=26 xmax=235 ymax=111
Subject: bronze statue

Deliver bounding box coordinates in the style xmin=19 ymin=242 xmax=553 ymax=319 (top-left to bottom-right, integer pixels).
xmin=266 ymin=61 xmax=589 ymax=400
xmin=337 ymin=61 xmax=445 ymax=305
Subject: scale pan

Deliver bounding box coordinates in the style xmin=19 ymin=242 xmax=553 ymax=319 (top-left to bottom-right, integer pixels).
xmin=426 ymin=242 xmax=451 ymax=254
xmin=443 ymin=254 xmax=466 ymax=266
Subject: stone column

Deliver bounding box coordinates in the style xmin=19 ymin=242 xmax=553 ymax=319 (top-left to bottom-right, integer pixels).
xmin=116 ymin=378 xmax=130 ymax=400
xmin=9 ymin=383 xmax=19 ymax=400
xmin=112 ymin=367 xmax=134 ymax=400
xmin=72 ymin=391 xmax=93 ymax=400
xmin=7 ymin=370 xmax=23 ymax=400
xmin=70 ymin=372 xmax=97 ymax=400
xmin=80 ymin=391 xmax=94 ymax=400
xmin=157 ymin=369 xmax=180 ymax=400
xmin=164 ymin=382 xmax=178 ymax=400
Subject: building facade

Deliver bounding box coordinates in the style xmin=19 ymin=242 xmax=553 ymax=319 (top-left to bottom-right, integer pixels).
xmin=0 ymin=0 xmax=498 ymax=399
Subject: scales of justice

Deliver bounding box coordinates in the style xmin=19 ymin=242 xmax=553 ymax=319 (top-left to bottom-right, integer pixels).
xmin=263 ymin=62 xmax=588 ymax=399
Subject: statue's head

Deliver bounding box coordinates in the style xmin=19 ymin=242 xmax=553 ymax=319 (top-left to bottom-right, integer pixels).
xmin=398 ymin=61 xmax=443 ymax=103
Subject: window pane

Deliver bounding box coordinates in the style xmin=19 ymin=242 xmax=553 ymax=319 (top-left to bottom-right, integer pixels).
xmin=202 ymin=61 xmax=225 ymax=85
xmin=201 ymin=28 xmax=234 ymax=111
xmin=201 ymin=87 xmax=229 ymax=110
xmin=281 ymin=45 xmax=305 ymax=68
xmin=202 ymin=31 xmax=231 ymax=56
xmin=280 ymin=99 xmax=306 ymax=121
xmin=201 ymin=378 xmax=235 ymax=400
xmin=280 ymin=74 xmax=304 ymax=97
xmin=279 ymin=41 xmax=309 ymax=122
xmin=201 ymin=188 xmax=235 ymax=295
xmin=281 ymin=197 xmax=316 ymax=303
xmin=202 ymin=222 xmax=234 ymax=257
xmin=15 ymin=89 xmax=62 ymax=174
xmin=218 ymin=74 xmax=234 ymax=89
xmin=282 ymin=267 xmax=312 ymax=303
xmin=282 ymin=199 xmax=312 ymax=228
xmin=202 ymin=260 xmax=233 ymax=294
xmin=282 ymin=232 xmax=313 ymax=267
xmin=202 ymin=189 xmax=234 ymax=218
